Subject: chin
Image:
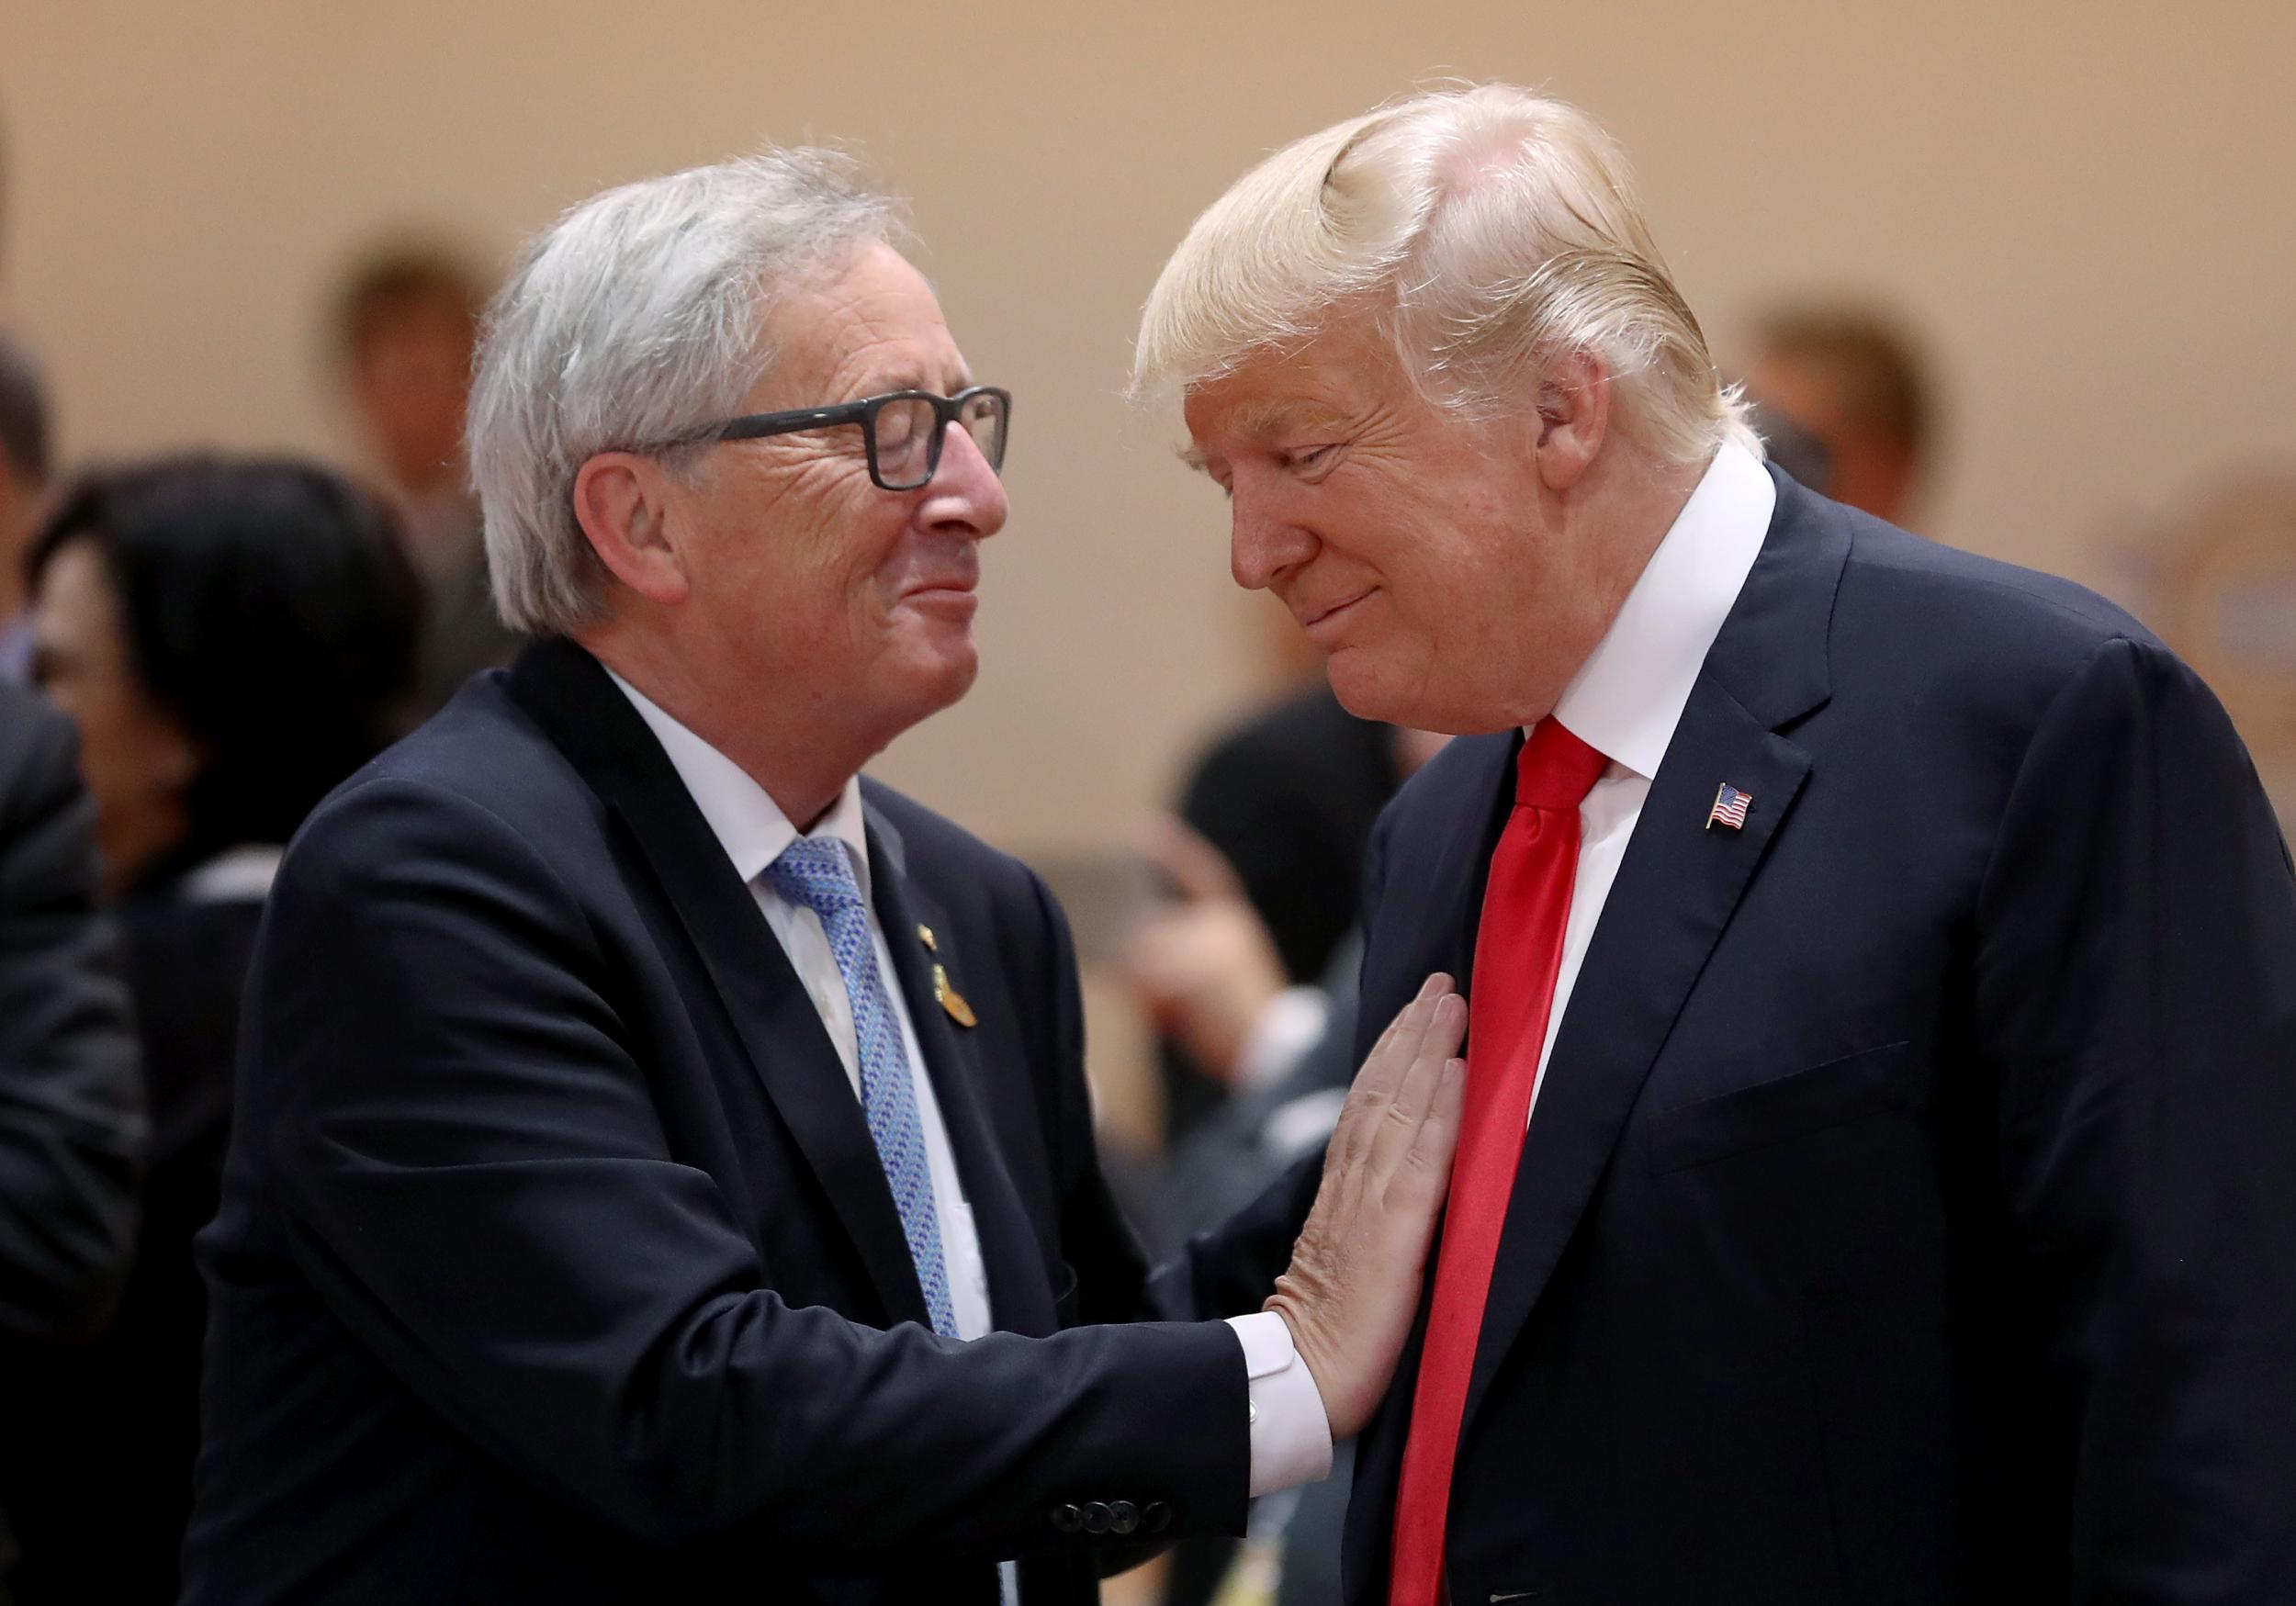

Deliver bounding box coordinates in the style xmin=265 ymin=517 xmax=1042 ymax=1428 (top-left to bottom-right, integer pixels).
xmin=892 ymin=645 xmax=980 ymax=723
xmin=1324 ymin=650 xmax=1509 ymax=736
xmin=1323 ymin=646 xmax=1419 ymax=727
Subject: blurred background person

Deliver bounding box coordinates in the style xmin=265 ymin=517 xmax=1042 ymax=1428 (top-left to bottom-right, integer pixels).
xmin=1739 ymin=302 xmax=1938 ymax=527
xmin=332 ymin=241 xmax=516 ymax=713
xmin=1149 ymin=696 xmax=1445 ymax=1152
xmin=0 ymin=677 xmax=143 ymax=1597
xmin=2143 ymin=470 xmax=2296 ymax=827
xmin=0 ymin=323 xmax=50 ymax=681
xmin=0 ymin=456 xmax=419 ymax=1604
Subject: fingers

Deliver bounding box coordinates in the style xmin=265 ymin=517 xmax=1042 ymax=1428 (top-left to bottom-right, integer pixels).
xmin=1143 ymin=815 xmax=1246 ymax=904
xmin=1367 ymin=993 xmax=1467 ymax=1174
xmin=1328 ymin=974 xmax=1456 ymax=1173
xmin=1412 ymin=1057 xmax=1469 ymax=1193
xmin=1341 ymin=974 xmax=1450 ymax=1121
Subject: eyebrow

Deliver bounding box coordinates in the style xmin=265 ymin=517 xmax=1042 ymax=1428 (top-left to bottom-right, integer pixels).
xmin=872 ymin=365 xmax=973 ymax=397
xmin=1178 ymin=398 xmax=1347 ymax=473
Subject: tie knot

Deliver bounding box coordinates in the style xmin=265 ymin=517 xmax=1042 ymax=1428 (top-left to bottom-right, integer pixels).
xmin=762 ymin=836 xmax=865 ymax=917
xmin=1514 ymin=717 xmax=1608 ymax=811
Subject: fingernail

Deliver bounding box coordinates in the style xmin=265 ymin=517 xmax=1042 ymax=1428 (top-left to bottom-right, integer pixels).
xmin=1417 ymin=973 xmax=1444 ymax=1002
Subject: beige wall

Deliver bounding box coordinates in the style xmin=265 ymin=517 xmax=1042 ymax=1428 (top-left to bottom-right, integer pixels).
xmin=6 ymin=0 xmax=2292 ymax=855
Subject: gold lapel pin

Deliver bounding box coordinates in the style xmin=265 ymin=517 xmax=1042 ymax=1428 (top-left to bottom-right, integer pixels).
xmin=931 ymin=963 xmax=977 ymax=1028
xmin=917 ymin=923 xmax=938 ymax=952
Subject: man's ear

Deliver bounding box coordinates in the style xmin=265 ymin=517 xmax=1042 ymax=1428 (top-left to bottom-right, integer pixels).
xmin=1532 ymin=349 xmax=1611 ymax=494
xmin=571 ymin=452 xmax=692 ymax=607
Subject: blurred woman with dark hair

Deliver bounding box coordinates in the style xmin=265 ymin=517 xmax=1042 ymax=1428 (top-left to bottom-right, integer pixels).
xmin=0 ymin=455 xmax=419 ymax=1603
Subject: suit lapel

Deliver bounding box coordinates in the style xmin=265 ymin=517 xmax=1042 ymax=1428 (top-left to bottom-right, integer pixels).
xmin=506 ymin=639 xmax=929 ymax=1329
xmin=863 ymin=798 xmax=1060 ymax=1339
xmin=1458 ymin=469 xmax=1849 ymax=1432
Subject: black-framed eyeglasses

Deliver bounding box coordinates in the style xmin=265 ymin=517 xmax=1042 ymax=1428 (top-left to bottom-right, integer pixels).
xmin=663 ymin=386 xmax=1010 ymax=492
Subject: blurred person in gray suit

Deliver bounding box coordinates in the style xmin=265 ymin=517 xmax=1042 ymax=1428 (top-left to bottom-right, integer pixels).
xmin=332 ymin=241 xmax=519 ymax=713
xmin=1741 ymin=303 xmax=1937 ymax=528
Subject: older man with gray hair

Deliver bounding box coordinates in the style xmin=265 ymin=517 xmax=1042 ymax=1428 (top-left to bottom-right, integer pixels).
xmin=181 ymin=149 xmax=1463 ymax=1605
xmin=1138 ymin=84 xmax=2296 ymax=1606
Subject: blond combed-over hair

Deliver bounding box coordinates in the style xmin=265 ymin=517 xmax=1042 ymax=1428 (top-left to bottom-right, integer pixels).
xmin=1132 ymin=84 xmax=1758 ymax=465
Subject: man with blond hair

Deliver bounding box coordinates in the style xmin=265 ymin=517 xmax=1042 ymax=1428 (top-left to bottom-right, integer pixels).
xmin=1139 ymin=84 xmax=2296 ymax=1605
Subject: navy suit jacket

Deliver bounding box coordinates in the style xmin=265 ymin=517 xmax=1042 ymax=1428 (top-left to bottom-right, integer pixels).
xmin=183 ymin=639 xmax=1248 ymax=1605
xmin=1180 ymin=469 xmax=2296 ymax=1604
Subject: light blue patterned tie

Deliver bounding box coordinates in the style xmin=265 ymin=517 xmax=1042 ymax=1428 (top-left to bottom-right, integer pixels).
xmin=763 ymin=837 xmax=958 ymax=1338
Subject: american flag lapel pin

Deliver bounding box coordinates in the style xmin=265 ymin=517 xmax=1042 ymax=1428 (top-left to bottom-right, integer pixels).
xmin=1706 ymin=782 xmax=1752 ymax=831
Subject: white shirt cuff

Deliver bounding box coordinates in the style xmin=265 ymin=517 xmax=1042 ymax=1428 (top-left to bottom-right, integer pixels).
xmin=1234 ymin=986 xmax=1331 ymax=1091
xmin=1225 ymin=1310 xmax=1334 ymax=1498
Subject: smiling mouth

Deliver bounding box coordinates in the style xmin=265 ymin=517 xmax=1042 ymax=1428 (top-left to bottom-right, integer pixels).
xmin=1299 ymin=590 xmax=1373 ymax=635
xmin=900 ymin=583 xmax=978 ymax=617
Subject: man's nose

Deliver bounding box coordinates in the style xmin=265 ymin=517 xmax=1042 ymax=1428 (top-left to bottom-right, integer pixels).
xmin=1229 ymin=483 xmax=1314 ymax=592
xmin=918 ymin=421 xmax=1008 ymax=540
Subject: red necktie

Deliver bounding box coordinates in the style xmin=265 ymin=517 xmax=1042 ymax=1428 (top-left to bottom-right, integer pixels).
xmin=1389 ymin=717 xmax=1608 ymax=1606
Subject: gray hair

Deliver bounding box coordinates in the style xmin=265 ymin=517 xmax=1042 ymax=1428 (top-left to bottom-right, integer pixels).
xmin=468 ymin=148 xmax=900 ymax=636
xmin=1133 ymin=84 xmax=1758 ymax=466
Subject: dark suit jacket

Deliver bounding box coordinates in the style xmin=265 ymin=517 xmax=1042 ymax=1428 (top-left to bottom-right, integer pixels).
xmin=0 ymin=682 xmax=141 ymax=1358
xmin=0 ymin=866 xmax=263 ymax=1603
xmin=182 ymin=640 xmax=1249 ymax=1606
xmin=1179 ymin=469 xmax=2296 ymax=1604
xmin=0 ymin=684 xmax=143 ymax=1582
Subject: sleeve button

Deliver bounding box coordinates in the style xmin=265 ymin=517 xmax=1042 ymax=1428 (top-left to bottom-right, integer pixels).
xmin=1050 ymin=1503 xmax=1083 ymax=1534
xmin=1082 ymin=1499 xmax=1113 ymax=1535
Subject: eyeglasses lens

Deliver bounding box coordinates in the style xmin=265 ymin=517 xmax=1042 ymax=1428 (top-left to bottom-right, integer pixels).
xmin=872 ymin=397 xmax=938 ymax=489
xmin=959 ymin=390 xmax=1007 ymax=473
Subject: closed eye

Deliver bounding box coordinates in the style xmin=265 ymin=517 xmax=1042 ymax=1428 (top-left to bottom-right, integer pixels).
xmin=1283 ymin=444 xmax=1340 ymax=474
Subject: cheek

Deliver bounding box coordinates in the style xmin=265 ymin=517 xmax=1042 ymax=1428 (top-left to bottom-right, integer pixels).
xmin=64 ymin=687 xmax=151 ymax=804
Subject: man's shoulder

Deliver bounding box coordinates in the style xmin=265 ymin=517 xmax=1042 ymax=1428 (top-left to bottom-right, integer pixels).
xmin=1832 ymin=510 xmax=2160 ymax=688
xmin=287 ymin=672 xmax=603 ymax=886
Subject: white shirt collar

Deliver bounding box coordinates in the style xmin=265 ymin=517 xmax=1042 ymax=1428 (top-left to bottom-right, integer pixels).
xmin=1549 ymin=441 xmax=1776 ymax=780
xmin=604 ymin=668 xmax=873 ymax=898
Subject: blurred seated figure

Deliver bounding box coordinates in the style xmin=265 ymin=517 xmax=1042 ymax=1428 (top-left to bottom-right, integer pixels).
xmin=0 ymin=323 xmax=51 ymax=680
xmin=1741 ymin=303 xmax=1936 ymax=526
xmin=332 ymin=241 xmax=517 ymax=712
xmin=0 ymin=457 xmax=419 ymax=1603
xmin=1155 ymin=691 xmax=1441 ymax=1146
xmin=1129 ymin=821 xmax=1360 ymax=1248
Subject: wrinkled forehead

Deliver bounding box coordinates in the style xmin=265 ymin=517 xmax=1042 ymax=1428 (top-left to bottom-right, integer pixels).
xmin=1179 ymin=328 xmax=1402 ymax=458
xmin=757 ymin=242 xmax=972 ymax=406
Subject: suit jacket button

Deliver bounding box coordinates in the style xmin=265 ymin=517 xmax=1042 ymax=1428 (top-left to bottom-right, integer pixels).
xmin=1081 ymin=1500 xmax=1113 ymax=1535
xmin=1143 ymin=1500 xmax=1172 ymax=1534
xmin=1051 ymin=1503 xmax=1083 ymax=1534
xmin=1109 ymin=1499 xmax=1139 ymax=1536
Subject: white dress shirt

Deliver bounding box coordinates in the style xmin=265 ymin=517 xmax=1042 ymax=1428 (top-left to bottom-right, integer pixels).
xmin=606 ymin=671 xmax=1332 ymax=1533
xmin=1531 ymin=441 xmax=1775 ymax=1107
